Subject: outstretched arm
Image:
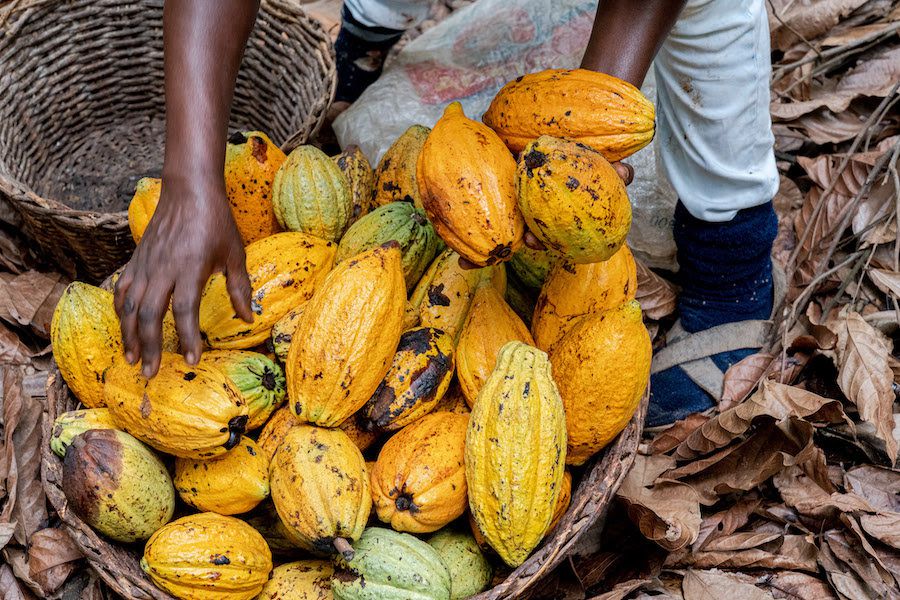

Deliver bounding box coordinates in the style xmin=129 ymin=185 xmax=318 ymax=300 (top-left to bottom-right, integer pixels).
xmin=581 ymin=0 xmax=687 ymax=87
xmin=115 ymin=0 xmax=260 ymax=378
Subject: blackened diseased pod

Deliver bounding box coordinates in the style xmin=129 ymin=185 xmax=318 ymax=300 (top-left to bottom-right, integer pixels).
xmin=370 ymin=412 xmax=468 ymax=533
xmin=372 ymin=124 xmax=430 ymax=208
xmin=417 ymin=102 xmax=524 ymax=267
xmin=198 ymin=232 xmax=336 ymax=349
xmin=409 ymin=248 xmax=507 ymax=343
xmin=256 ymin=560 xmax=334 ymax=600
xmin=336 ymin=201 xmax=441 ymax=291
xmin=483 ymin=68 xmax=656 ymax=159
xmin=269 ymin=425 xmax=371 ymax=556
xmin=333 ymin=145 xmax=376 ymax=225
xmin=532 ymin=245 xmax=638 ymax=353
xmin=286 ymin=243 xmax=406 ymax=427
xmin=141 ymin=512 xmax=272 ymax=600
xmin=516 ymin=136 xmax=632 ymax=265
xmin=201 ymin=350 xmax=286 ymax=430
xmin=361 ymin=326 xmax=455 ymax=431
xmin=331 ymin=527 xmax=451 ymax=600
xmin=62 ymin=429 xmax=174 ymax=543
xmin=465 ymin=341 xmax=567 ymax=567
xmin=104 ymin=352 xmax=249 ymax=459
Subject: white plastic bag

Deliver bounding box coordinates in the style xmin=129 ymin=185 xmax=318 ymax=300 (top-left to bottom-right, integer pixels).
xmin=334 ymin=0 xmax=677 ymax=268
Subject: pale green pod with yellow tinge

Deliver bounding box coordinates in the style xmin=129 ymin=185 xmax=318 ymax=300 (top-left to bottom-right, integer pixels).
xmin=428 ymin=529 xmax=493 ymax=600
xmin=62 ymin=429 xmax=174 ymax=543
xmin=273 ymin=145 xmax=352 ymax=242
xmin=201 ymin=350 xmax=286 ymax=430
xmin=465 ymin=341 xmax=567 ymax=567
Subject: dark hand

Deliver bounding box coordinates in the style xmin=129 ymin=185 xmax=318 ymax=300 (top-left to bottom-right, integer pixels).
xmin=458 ymin=160 xmax=634 ymax=268
xmin=114 ymin=175 xmax=252 ymax=377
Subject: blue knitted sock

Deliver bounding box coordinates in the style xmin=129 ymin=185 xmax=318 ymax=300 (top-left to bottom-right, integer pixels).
xmin=647 ymin=201 xmax=778 ymax=427
xmin=334 ymin=7 xmax=405 ymax=103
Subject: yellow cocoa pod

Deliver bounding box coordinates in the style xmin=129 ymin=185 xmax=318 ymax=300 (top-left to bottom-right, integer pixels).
xmin=361 ymin=327 xmax=455 ymax=432
xmin=532 ymin=245 xmax=637 ymax=352
xmin=286 ymin=242 xmax=405 ymax=427
xmin=141 ymin=512 xmax=272 ymax=600
xmin=418 ymin=102 xmax=523 ymax=266
xmin=257 ymin=407 xmax=300 ymax=461
xmin=550 ymin=300 xmax=650 ymax=465
xmin=334 ymin=145 xmax=376 ymax=223
xmin=517 ymin=136 xmax=631 ymax=264
xmin=257 ymin=560 xmax=334 ymax=600
xmin=483 ymin=69 xmax=655 ymax=160
xmin=433 ymin=381 xmax=471 ymax=415
xmin=410 ymin=248 xmax=506 ymax=342
xmin=371 ymin=412 xmax=468 ymax=533
xmin=466 ymin=341 xmax=566 ymax=566
xmin=51 ymin=282 xmax=122 ymax=408
xmin=62 ymin=429 xmax=174 ymax=543
xmin=104 ymin=353 xmax=248 ymax=459
xmin=270 ymin=425 xmax=371 ymax=555
xmin=373 ymin=125 xmax=430 ymax=207
xmin=199 ymin=232 xmax=335 ymax=349
xmin=224 ymin=131 xmax=287 ymax=244
xmin=339 ymin=412 xmax=380 ymax=453
xmin=456 ymin=281 xmax=534 ymax=408
xmin=173 ymin=437 xmax=269 ymax=515
xmin=127 ymin=177 xmax=161 ymax=244
xmin=271 ymin=303 xmax=306 ymax=363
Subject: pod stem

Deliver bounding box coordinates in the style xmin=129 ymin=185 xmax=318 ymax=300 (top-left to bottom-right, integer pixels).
xmin=333 ymin=537 xmax=355 ymax=562
xmin=224 ymin=415 xmax=249 ymax=450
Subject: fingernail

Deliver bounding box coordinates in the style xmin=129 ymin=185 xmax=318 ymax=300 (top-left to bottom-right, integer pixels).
xmin=185 ymin=352 xmax=197 ymax=364
xmin=125 ymin=351 xmax=135 ymax=364
xmin=142 ymin=366 xmax=152 ymax=378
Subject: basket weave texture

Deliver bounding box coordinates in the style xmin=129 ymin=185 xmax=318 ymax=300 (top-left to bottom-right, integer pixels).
xmin=0 ymin=0 xmax=335 ymax=282
xmin=42 ymin=367 xmax=646 ymax=599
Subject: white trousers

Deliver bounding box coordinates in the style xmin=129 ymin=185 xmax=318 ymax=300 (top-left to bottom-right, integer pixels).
xmin=344 ymin=0 xmax=779 ymax=222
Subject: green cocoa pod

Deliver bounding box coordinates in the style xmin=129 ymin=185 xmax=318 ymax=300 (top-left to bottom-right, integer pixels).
xmin=332 ymin=527 xmax=451 ymax=600
xmin=336 ymin=202 xmax=440 ymax=291
xmin=428 ymin=529 xmax=493 ymax=599
xmin=201 ymin=350 xmax=286 ymax=430
xmin=509 ymin=246 xmax=557 ymax=289
xmin=274 ymin=145 xmax=352 ymax=242
xmin=50 ymin=408 xmax=119 ymax=458
xmin=62 ymin=429 xmax=175 ymax=542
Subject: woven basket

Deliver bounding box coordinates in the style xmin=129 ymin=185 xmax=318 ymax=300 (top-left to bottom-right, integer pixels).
xmin=42 ymin=367 xmax=646 ymax=599
xmin=0 ymin=0 xmax=335 ymax=282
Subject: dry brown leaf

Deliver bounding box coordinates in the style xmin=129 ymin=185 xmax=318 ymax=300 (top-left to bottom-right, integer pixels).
xmin=617 ymin=454 xmax=701 ymax=551
xmin=670 ymin=534 xmax=818 ymax=573
xmin=0 ymin=563 xmax=36 ymax=600
xmin=869 ymin=268 xmax=900 ymax=297
xmin=588 ymin=579 xmax=651 ymax=600
xmin=773 ymin=465 xmax=875 ymax=521
xmin=794 ymin=187 xmax=852 ymax=267
xmin=720 ymin=353 xmax=776 ymax=409
xmin=841 ymin=514 xmax=900 ymax=590
xmin=681 ymin=569 xmax=774 ymax=600
xmin=667 ymin=419 xmax=817 ymax=505
xmin=0 ymin=523 xmax=14 ymax=552
xmin=0 ymin=368 xmax=48 ymax=545
xmin=701 ymin=532 xmax=782 ymax=552
xmin=635 ymin=259 xmax=677 ymax=320
xmin=844 ymin=465 xmax=900 ymax=512
xmin=774 ymin=175 xmax=804 ymax=219
xmin=760 ymin=571 xmax=838 ymax=600
xmin=693 ymin=497 xmax=762 ymax=551
xmin=834 ymin=311 xmax=897 ymax=462
xmin=675 ymin=379 xmax=848 ymax=461
xmin=824 ymin=529 xmax=897 ymax=597
xmin=0 ymin=323 xmax=31 ymax=365
xmin=0 ymin=271 xmax=64 ymax=338
xmin=650 ymin=414 xmax=710 ymax=455
xmin=818 ymin=538 xmax=878 ymax=600
xmin=793 ymin=104 xmax=879 ymax=145
xmin=859 ymin=513 xmax=900 ymax=549
xmin=26 ymin=527 xmax=82 ymax=596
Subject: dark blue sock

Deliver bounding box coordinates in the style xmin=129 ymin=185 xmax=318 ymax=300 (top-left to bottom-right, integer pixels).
xmin=647 ymin=201 xmax=778 ymax=427
xmin=334 ymin=7 xmax=405 ymax=103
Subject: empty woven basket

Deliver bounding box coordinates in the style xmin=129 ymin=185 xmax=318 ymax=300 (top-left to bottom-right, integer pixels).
xmin=0 ymin=0 xmax=335 ymax=281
